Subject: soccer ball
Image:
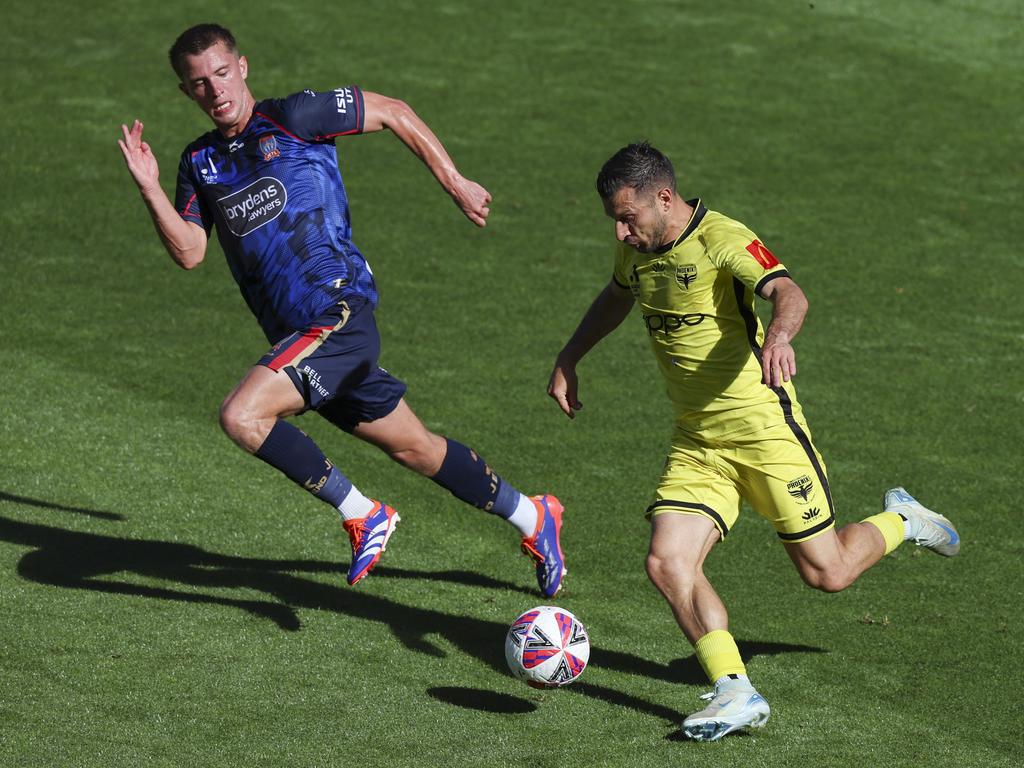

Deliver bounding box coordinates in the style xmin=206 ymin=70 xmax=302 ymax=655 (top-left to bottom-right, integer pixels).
xmin=504 ymin=605 xmax=590 ymax=688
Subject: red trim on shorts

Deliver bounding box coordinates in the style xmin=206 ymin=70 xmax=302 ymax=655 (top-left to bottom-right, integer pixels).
xmin=266 ymin=325 xmax=333 ymax=371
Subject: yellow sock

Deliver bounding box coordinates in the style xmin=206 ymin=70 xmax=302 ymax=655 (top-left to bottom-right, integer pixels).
xmin=863 ymin=511 xmax=905 ymax=555
xmin=694 ymin=629 xmax=746 ymax=683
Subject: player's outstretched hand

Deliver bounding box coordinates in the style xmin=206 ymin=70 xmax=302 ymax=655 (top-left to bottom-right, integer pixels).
xmin=450 ymin=175 xmax=491 ymax=227
xmin=548 ymin=361 xmax=583 ymax=419
xmin=760 ymin=339 xmax=797 ymax=388
xmin=118 ymin=119 xmax=160 ymax=193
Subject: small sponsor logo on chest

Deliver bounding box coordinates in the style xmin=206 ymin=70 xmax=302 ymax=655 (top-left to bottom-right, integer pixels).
xmin=197 ymin=153 xmax=219 ymax=183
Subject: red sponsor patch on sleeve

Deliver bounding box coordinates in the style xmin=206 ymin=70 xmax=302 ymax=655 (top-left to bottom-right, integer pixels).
xmin=745 ymin=239 xmax=780 ymax=270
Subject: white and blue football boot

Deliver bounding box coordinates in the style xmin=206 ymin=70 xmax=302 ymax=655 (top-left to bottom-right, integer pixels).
xmin=884 ymin=487 xmax=960 ymax=557
xmin=682 ymin=678 xmax=770 ymax=742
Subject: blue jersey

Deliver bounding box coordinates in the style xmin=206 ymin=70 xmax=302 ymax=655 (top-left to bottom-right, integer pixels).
xmin=174 ymin=87 xmax=377 ymax=343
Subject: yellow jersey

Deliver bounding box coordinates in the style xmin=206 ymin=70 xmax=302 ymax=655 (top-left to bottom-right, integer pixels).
xmin=612 ymin=199 xmax=805 ymax=439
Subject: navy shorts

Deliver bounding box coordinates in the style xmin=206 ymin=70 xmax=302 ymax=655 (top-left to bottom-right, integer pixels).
xmin=258 ymin=300 xmax=407 ymax=432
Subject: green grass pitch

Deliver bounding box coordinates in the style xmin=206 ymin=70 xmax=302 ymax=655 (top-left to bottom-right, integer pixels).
xmin=1 ymin=1 xmax=1021 ymax=766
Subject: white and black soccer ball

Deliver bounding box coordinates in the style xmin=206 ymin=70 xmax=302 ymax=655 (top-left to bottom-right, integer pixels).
xmin=504 ymin=605 xmax=590 ymax=688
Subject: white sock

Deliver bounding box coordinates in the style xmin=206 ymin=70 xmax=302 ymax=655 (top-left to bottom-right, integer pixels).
xmin=337 ymin=486 xmax=377 ymax=521
xmin=507 ymin=494 xmax=538 ymax=537
xmin=715 ymin=674 xmax=752 ymax=688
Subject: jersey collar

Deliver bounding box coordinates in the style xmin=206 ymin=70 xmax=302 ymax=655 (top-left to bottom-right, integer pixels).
xmin=655 ymin=198 xmax=707 ymax=254
xmin=214 ymin=100 xmax=263 ymax=145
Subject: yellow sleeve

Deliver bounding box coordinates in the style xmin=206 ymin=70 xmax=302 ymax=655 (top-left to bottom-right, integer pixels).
xmin=705 ymin=219 xmax=789 ymax=296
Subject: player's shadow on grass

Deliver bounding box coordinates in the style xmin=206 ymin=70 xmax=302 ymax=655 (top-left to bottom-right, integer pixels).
xmin=0 ymin=495 xmax=826 ymax=724
xmin=427 ymin=687 xmax=537 ymax=714
xmin=0 ymin=513 xmax=532 ymax=632
xmin=0 ymin=491 xmax=125 ymax=521
xmin=590 ymin=640 xmax=826 ymax=687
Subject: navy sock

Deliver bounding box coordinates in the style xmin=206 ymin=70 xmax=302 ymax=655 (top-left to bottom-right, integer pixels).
xmin=254 ymin=419 xmax=352 ymax=507
xmin=430 ymin=438 xmax=521 ymax=519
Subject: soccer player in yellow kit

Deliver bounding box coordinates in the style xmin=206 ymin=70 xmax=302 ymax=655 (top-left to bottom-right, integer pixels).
xmin=548 ymin=142 xmax=960 ymax=741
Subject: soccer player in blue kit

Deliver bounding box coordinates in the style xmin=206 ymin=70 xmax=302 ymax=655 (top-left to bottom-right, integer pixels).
xmin=117 ymin=23 xmax=565 ymax=596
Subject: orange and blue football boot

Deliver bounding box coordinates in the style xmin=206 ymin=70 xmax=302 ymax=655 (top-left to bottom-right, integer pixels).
xmin=521 ymin=494 xmax=566 ymax=597
xmin=342 ymin=500 xmax=400 ymax=585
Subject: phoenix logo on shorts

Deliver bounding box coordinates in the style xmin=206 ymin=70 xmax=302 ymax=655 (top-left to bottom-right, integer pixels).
xmin=787 ymin=475 xmax=814 ymax=504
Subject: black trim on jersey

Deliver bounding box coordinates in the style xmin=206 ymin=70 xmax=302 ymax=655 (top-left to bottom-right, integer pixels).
xmin=734 ymin=278 xmax=761 ymax=352
xmin=654 ymin=199 xmax=708 ymax=254
xmin=612 ymin=275 xmax=629 ymax=289
xmin=646 ymin=500 xmax=730 ymax=538
xmin=754 ymin=269 xmax=790 ymax=298
xmin=732 ymin=278 xmax=836 ymax=539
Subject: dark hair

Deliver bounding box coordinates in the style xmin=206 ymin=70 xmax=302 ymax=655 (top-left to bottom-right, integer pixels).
xmin=596 ymin=141 xmax=676 ymax=200
xmin=169 ymin=23 xmax=238 ymax=79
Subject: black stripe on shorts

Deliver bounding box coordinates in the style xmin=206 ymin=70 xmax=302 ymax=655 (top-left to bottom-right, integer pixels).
xmin=733 ymin=278 xmax=837 ymax=542
xmin=646 ymin=500 xmax=730 ymax=538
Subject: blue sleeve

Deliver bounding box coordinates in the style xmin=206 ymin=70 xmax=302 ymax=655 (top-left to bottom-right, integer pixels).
xmin=174 ymin=150 xmax=213 ymax=233
xmin=262 ymin=87 xmax=365 ymax=142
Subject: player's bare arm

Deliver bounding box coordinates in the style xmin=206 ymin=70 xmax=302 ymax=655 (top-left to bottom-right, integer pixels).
xmin=118 ymin=119 xmax=207 ymax=269
xmin=759 ymin=276 xmax=808 ymax=388
xmin=360 ymin=91 xmax=491 ymax=227
xmin=548 ymin=280 xmax=635 ymax=418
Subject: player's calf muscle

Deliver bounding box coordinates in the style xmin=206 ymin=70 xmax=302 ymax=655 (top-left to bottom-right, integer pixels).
xmin=386 ymin=438 xmax=445 ymax=475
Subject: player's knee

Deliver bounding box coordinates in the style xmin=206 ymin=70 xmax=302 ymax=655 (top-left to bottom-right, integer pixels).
xmin=644 ymin=554 xmax=666 ymax=589
xmin=218 ymin=399 xmax=244 ymax=439
xmin=218 ymin=398 xmax=262 ymax=450
xmin=645 ymin=552 xmax=696 ymax=594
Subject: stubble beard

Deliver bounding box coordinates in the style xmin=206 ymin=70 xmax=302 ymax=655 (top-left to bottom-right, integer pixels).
xmin=638 ymin=216 xmax=671 ymax=253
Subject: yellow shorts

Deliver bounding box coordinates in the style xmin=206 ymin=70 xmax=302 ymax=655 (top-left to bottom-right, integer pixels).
xmin=647 ymin=420 xmax=835 ymax=543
